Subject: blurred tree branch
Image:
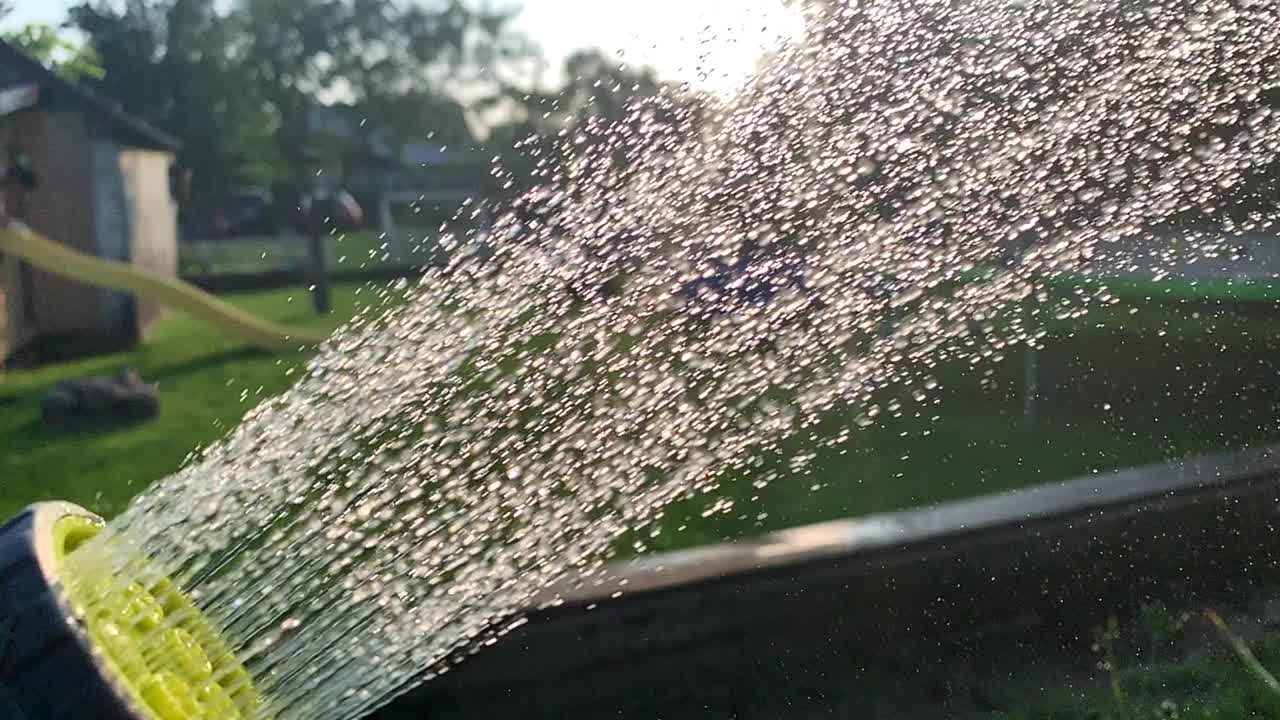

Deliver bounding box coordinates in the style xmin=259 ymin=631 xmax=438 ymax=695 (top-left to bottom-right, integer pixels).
xmin=3 ymin=24 xmax=105 ymax=81
xmin=66 ymin=0 xmax=536 ymax=202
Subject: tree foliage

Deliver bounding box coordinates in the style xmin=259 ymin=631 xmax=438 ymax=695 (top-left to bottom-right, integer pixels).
xmin=58 ymin=0 xmax=711 ymax=221
xmin=3 ymin=24 xmax=105 ymax=81
xmin=66 ymin=0 xmax=527 ymax=204
xmin=68 ymin=0 xmax=274 ymax=201
xmin=488 ymin=48 xmax=710 ymax=205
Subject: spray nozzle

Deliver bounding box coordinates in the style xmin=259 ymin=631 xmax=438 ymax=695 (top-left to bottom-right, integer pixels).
xmin=0 ymin=503 xmax=262 ymax=720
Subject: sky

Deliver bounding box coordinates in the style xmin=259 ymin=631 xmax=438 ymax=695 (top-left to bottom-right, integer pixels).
xmin=3 ymin=0 xmax=804 ymax=94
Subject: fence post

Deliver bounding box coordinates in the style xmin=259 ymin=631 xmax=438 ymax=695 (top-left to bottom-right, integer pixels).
xmin=1023 ymin=339 xmax=1039 ymax=424
xmin=309 ymin=226 xmax=332 ymax=314
xmin=1023 ymin=275 xmax=1041 ymax=425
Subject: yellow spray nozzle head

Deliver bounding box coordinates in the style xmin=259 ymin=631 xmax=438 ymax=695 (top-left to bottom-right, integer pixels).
xmin=55 ymin=516 xmax=264 ymax=720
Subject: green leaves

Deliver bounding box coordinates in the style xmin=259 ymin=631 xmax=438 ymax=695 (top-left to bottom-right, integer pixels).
xmin=67 ymin=0 xmax=272 ymax=201
xmin=62 ymin=0 xmax=526 ymax=200
xmin=3 ymin=24 xmax=106 ymax=82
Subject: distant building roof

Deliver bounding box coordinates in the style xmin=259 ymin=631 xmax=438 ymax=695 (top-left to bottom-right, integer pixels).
xmin=0 ymin=40 xmax=181 ymax=153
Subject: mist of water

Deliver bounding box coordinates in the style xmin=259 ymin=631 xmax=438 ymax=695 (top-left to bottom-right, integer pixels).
xmin=64 ymin=0 xmax=1280 ymax=717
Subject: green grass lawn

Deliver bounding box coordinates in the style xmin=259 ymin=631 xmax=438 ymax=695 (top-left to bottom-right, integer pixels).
xmin=331 ymin=228 xmax=443 ymax=267
xmin=2 ymin=281 xmax=1278 ymax=556
xmin=1052 ymin=273 xmax=1280 ymax=304
xmin=178 ymin=229 xmax=443 ymax=276
xmin=3 ymin=281 xmax=1274 ymax=720
xmin=636 ymin=299 xmax=1280 ymax=552
xmin=0 ymin=283 xmax=393 ymax=520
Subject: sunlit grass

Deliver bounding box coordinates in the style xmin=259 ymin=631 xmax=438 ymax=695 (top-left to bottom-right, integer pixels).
xmin=0 ymin=283 xmax=390 ymax=519
xmin=2 ymin=285 xmax=1277 ymax=556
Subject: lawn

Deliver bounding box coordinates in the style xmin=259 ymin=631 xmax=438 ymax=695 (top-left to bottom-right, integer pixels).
xmin=4 ymin=280 xmax=1274 ymax=720
xmin=636 ymin=298 xmax=1280 ymax=552
xmin=0 ymin=283 xmax=394 ymax=520
xmin=177 ymin=229 xmax=445 ymax=277
xmin=2 ymin=281 xmax=1278 ymax=557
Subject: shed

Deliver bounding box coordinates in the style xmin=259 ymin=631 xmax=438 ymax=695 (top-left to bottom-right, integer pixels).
xmin=0 ymin=40 xmax=182 ymax=365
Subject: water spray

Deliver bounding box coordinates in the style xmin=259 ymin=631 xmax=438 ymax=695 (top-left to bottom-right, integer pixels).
xmin=0 ymin=503 xmax=260 ymax=720
xmin=4 ymin=0 xmax=1280 ymax=718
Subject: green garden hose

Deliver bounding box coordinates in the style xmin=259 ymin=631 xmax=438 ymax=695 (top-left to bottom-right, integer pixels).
xmin=0 ymin=222 xmax=327 ymax=350
xmin=0 ymin=503 xmax=261 ymax=720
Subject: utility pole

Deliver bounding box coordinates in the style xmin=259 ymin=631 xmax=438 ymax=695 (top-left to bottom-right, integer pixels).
xmin=1021 ymin=244 xmax=1041 ymax=426
xmin=307 ymin=205 xmax=332 ymax=314
xmin=296 ymin=146 xmax=333 ymax=315
xmin=1023 ymin=324 xmax=1039 ymax=424
xmin=303 ymin=188 xmax=362 ymax=315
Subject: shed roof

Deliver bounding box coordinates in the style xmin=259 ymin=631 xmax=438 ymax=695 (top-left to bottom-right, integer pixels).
xmin=0 ymin=40 xmax=181 ymax=152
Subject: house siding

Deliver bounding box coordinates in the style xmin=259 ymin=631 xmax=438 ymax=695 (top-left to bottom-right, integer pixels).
xmin=16 ymin=111 xmax=105 ymax=339
xmin=92 ymin=138 xmax=134 ymax=335
xmin=0 ymin=257 xmax=31 ymax=361
xmin=0 ymin=38 xmax=182 ymax=366
xmin=118 ymin=148 xmax=177 ymax=334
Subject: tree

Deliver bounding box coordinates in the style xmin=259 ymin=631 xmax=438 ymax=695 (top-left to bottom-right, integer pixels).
xmin=235 ymin=0 xmax=527 ymax=187
xmin=68 ymin=0 xmax=274 ymax=202
xmin=486 ymin=47 xmax=710 ymax=210
xmin=68 ymin=0 xmax=528 ymax=204
xmin=3 ymin=24 xmax=104 ymax=81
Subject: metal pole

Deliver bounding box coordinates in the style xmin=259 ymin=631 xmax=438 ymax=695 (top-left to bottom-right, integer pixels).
xmin=1023 ymin=276 xmax=1040 ymax=425
xmin=309 ymin=224 xmax=331 ymax=314
xmin=1023 ymin=340 xmax=1039 ymax=425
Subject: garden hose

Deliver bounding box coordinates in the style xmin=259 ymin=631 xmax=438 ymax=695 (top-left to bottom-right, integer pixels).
xmin=0 ymin=502 xmax=261 ymax=720
xmin=0 ymin=222 xmax=328 ymax=350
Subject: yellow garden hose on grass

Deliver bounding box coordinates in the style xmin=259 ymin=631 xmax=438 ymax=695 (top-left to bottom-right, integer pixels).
xmin=0 ymin=222 xmax=327 ymax=350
